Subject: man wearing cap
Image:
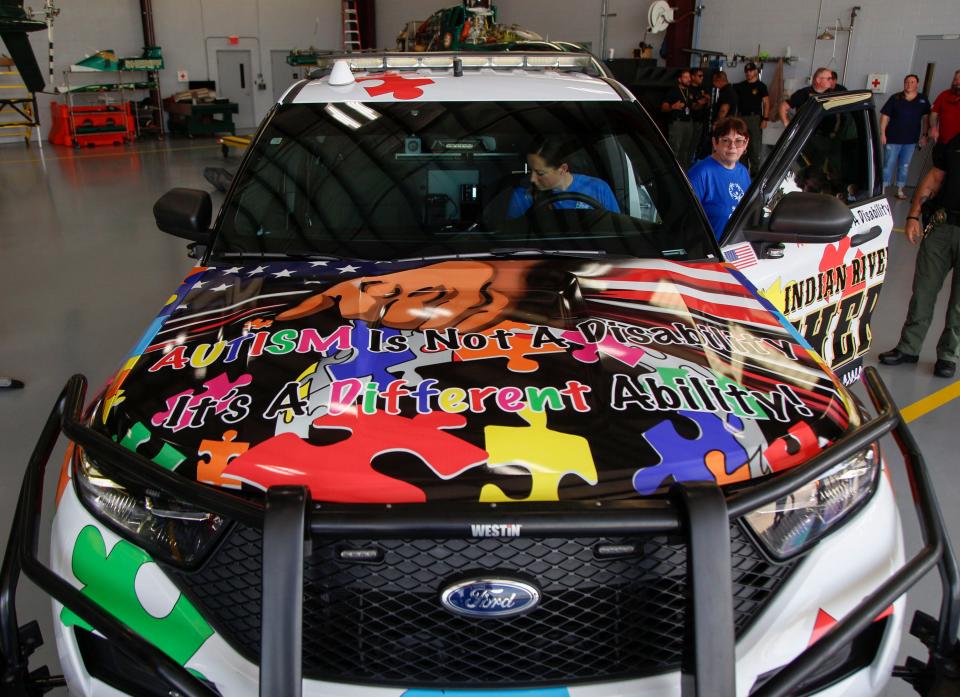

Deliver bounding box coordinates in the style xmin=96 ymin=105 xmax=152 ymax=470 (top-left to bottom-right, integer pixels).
xmin=734 ymin=62 xmax=770 ymax=172
xmin=878 ymin=132 xmax=960 ymax=378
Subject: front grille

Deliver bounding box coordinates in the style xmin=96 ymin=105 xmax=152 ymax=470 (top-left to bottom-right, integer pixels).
xmin=170 ymin=523 xmax=795 ymax=686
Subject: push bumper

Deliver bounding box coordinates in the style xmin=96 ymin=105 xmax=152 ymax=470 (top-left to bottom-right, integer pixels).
xmin=1 ymin=367 xmax=958 ymax=697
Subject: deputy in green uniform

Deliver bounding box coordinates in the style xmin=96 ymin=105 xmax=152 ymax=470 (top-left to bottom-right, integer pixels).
xmin=879 ymin=133 xmax=960 ymax=378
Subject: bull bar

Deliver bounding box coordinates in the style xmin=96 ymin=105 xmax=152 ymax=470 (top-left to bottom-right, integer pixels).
xmin=1 ymin=367 xmax=958 ymax=697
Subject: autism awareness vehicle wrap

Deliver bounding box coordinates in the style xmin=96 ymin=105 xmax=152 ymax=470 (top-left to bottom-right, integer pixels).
xmin=89 ymin=257 xmax=855 ymax=504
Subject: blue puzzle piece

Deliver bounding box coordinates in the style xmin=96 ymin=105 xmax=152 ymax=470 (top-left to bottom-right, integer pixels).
xmin=403 ymin=690 xmax=569 ymax=697
xmin=328 ymin=322 xmax=418 ymax=386
xmin=633 ymin=411 xmax=748 ymax=495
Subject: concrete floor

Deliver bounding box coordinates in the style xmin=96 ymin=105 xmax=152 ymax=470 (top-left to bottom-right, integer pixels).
xmin=0 ymin=138 xmax=956 ymax=696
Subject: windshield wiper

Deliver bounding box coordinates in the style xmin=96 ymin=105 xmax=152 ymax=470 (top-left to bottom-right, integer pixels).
xmin=219 ymin=252 xmax=368 ymax=262
xmin=487 ymin=248 xmax=609 ymax=258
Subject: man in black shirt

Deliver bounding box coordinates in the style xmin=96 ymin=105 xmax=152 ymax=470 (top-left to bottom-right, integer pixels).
xmin=779 ymin=67 xmax=832 ymax=125
xmin=690 ymin=68 xmax=711 ymax=160
xmin=879 ymin=134 xmax=960 ymax=377
xmin=734 ymin=62 xmax=769 ymax=172
xmin=779 ymin=67 xmax=841 ymax=178
xmin=711 ymin=71 xmax=738 ymax=123
xmin=661 ymin=69 xmax=697 ymax=169
xmin=829 ymin=70 xmax=847 ymax=91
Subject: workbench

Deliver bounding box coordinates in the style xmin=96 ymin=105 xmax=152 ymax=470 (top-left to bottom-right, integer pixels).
xmin=163 ymin=98 xmax=238 ymax=137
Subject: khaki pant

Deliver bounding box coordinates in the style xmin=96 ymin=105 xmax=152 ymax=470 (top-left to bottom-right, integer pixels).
xmin=897 ymin=223 xmax=960 ymax=361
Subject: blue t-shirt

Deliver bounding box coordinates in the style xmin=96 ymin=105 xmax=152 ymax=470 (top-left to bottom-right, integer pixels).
xmin=880 ymin=92 xmax=931 ymax=144
xmin=688 ymin=156 xmax=750 ymax=239
xmin=506 ymin=173 xmax=620 ymax=218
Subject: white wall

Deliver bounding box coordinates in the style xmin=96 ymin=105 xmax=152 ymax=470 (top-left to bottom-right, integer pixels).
xmin=695 ymin=0 xmax=959 ymax=96
xmin=377 ymin=0 xmax=958 ymax=96
xmin=15 ymin=0 xmax=958 ymax=141
xmin=375 ymin=1 xmax=665 ymax=59
xmin=24 ymin=0 xmax=341 ymax=134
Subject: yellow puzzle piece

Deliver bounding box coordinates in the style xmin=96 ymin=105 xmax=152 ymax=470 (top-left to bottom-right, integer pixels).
xmin=480 ymin=408 xmax=598 ymax=502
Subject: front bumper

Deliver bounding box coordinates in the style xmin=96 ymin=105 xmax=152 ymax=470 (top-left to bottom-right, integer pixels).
xmin=1 ymin=368 xmax=958 ymax=697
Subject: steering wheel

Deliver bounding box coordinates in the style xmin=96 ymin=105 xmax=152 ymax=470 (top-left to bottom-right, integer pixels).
xmin=530 ymin=191 xmax=605 ymax=212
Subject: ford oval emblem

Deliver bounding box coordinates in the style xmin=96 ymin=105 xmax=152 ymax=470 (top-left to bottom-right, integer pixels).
xmin=440 ymin=578 xmax=540 ymax=618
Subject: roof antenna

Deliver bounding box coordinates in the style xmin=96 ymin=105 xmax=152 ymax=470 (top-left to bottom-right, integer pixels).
xmin=329 ymin=59 xmax=355 ymax=86
xmin=453 ymin=56 xmax=463 ymax=77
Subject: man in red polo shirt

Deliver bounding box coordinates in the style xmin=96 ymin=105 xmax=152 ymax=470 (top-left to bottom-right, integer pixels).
xmin=929 ymin=69 xmax=960 ymax=145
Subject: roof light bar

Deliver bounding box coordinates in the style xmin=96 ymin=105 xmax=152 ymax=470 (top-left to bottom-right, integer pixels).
xmin=308 ymin=51 xmax=602 ymax=79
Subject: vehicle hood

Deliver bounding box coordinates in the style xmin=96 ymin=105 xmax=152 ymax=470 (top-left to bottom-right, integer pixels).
xmin=96 ymin=258 xmax=857 ymax=503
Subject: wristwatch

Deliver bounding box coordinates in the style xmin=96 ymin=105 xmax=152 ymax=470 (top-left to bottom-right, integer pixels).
xmin=906 ymin=216 xmax=921 ymax=222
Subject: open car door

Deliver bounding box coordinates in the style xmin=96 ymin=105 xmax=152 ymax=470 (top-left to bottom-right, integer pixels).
xmin=720 ymin=90 xmax=892 ymax=386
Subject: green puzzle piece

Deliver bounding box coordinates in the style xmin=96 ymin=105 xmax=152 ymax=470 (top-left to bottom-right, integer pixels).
xmin=61 ymin=525 xmax=213 ymax=666
xmin=116 ymin=421 xmax=186 ymax=471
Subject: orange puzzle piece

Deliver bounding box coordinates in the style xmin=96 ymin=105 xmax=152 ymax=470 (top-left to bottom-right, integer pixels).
xmin=454 ymin=321 xmax=566 ymax=373
xmin=197 ymin=430 xmax=250 ymax=488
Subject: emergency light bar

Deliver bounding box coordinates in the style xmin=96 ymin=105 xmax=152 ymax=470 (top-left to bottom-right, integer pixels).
xmin=307 ymin=51 xmax=606 ymax=79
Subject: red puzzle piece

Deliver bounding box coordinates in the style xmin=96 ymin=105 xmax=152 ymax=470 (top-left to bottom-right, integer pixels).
xmin=221 ymin=411 xmax=487 ymax=502
xmin=818 ymin=237 xmax=865 ymax=299
xmin=356 ymin=73 xmax=434 ymax=100
xmin=763 ymin=422 xmax=820 ymax=472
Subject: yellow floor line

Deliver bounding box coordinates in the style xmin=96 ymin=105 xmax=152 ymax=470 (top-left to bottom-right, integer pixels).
xmin=901 ymin=379 xmax=960 ymax=423
xmin=0 ymin=142 xmax=219 ymax=166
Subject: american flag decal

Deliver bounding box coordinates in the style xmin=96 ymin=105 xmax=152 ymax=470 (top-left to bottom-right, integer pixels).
xmin=723 ymin=243 xmax=759 ymax=270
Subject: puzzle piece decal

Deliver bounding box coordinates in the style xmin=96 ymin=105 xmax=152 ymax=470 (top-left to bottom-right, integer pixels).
xmin=480 ymin=408 xmax=598 ymax=502
xmin=356 ymin=73 xmax=435 ymax=100
xmin=116 ymin=421 xmax=186 ymax=471
xmin=386 ymin=331 xmax=455 ymax=383
xmin=61 ymin=526 xmax=213 ymax=666
xmin=328 ymin=322 xmax=418 ymax=386
xmin=402 ymin=689 xmax=570 ymax=697
xmin=808 ymin=608 xmax=837 ymax=646
xmin=560 ymin=329 xmax=646 ymax=367
xmin=633 ymin=411 xmax=749 ymax=494
xmin=455 ymin=321 xmax=566 ymax=372
xmin=151 ymin=372 xmax=253 ymax=433
xmin=197 ymin=430 xmax=250 ymax=487
xmin=223 ymin=411 xmax=488 ymax=502
xmin=763 ymin=421 xmax=820 ymax=472
xmin=56 ymin=444 xmax=75 ymax=507
xmin=759 ymin=278 xmax=787 ymax=314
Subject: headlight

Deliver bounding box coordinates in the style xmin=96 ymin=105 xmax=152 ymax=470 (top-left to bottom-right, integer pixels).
xmin=74 ymin=449 xmax=228 ymax=567
xmin=743 ymin=444 xmax=880 ymax=560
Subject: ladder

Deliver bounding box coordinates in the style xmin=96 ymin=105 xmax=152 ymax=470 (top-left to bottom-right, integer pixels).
xmin=342 ymin=0 xmax=362 ymax=52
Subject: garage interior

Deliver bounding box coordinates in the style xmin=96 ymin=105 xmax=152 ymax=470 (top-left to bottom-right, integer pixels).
xmin=0 ymin=1 xmax=957 ymax=696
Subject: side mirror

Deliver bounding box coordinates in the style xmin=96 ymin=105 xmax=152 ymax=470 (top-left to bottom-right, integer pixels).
xmin=153 ymin=188 xmax=212 ymax=242
xmin=744 ymin=192 xmax=854 ymax=244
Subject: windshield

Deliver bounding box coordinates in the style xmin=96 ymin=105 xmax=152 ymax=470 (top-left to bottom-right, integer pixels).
xmin=212 ymin=100 xmax=714 ymax=261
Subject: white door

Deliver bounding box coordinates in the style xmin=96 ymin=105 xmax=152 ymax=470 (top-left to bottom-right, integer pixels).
xmin=271 ymin=50 xmax=300 ymax=105
xmin=216 ymin=50 xmax=255 ymax=130
xmin=722 ymin=92 xmax=893 ymax=387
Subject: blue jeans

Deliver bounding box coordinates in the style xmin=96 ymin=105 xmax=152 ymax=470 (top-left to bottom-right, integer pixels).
xmin=883 ymin=142 xmax=917 ymax=187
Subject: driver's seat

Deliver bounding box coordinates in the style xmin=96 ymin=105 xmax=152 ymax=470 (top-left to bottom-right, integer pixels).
xmin=481 ymin=172 xmax=530 ymax=228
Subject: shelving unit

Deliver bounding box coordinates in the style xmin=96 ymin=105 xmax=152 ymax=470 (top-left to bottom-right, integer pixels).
xmin=0 ymin=63 xmax=40 ymax=146
xmin=119 ymin=50 xmax=165 ymax=138
xmin=49 ymin=67 xmax=158 ymax=147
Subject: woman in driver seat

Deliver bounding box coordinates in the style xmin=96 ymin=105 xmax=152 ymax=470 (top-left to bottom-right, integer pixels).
xmin=506 ymin=136 xmax=620 ymax=217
